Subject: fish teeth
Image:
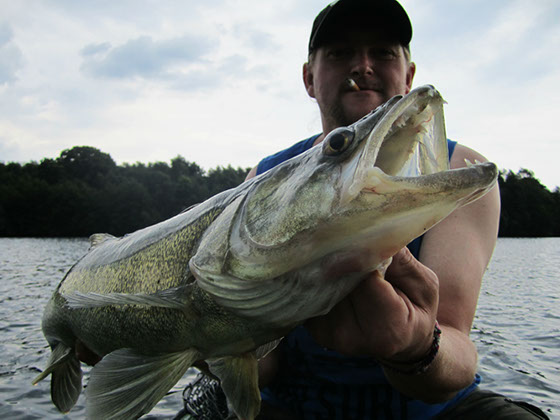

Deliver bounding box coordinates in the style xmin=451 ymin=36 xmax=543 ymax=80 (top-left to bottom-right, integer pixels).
xmin=464 ymin=159 xmax=483 ymax=168
xmin=393 ymin=115 xmax=407 ymax=129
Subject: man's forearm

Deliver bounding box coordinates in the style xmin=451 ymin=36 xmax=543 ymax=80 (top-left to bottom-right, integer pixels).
xmin=382 ymin=324 xmax=478 ymax=403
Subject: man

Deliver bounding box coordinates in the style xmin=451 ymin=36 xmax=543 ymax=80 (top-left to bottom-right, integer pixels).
xmin=243 ymin=0 xmax=547 ymax=418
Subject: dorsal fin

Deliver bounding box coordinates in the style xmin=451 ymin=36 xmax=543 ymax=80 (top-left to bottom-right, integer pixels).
xmin=88 ymin=233 xmax=116 ymax=249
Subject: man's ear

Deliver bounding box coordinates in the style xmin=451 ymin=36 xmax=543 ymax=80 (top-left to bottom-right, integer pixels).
xmin=303 ymin=62 xmax=316 ymax=99
xmin=404 ymin=62 xmax=416 ymax=94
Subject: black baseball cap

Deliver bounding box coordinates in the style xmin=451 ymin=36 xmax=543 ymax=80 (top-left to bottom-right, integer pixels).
xmin=308 ymin=0 xmax=412 ymax=54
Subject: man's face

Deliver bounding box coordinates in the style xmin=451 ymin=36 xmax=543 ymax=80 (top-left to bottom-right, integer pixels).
xmin=304 ymin=26 xmax=415 ymax=133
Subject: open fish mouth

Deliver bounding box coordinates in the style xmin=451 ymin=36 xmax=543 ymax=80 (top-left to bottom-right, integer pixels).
xmin=331 ymin=85 xmax=496 ymax=207
xmin=338 ymin=85 xmax=450 ymax=202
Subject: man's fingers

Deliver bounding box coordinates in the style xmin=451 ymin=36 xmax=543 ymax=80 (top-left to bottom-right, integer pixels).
xmin=350 ymin=270 xmax=408 ymax=319
xmin=385 ymin=247 xmax=439 ymax=309
xmin=305 ymin=271 xmax=412 ymax=356
xmin=304 ymin=250 xmax=439 ymax=358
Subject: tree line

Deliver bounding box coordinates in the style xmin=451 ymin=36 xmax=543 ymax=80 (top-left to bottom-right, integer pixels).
xmin=498 ymin=168 xmax=559 ymax=237
xmin=0 ymin=146 xmax=249 ymax=237
xmin=1 ymin=146 xmax=558 ymax=237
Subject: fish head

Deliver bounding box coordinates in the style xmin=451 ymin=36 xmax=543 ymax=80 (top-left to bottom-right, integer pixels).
xmin=191 ymin=85 xmax=497 ymax=289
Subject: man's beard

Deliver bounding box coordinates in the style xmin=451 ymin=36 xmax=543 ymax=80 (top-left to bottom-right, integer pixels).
xmin=320 ymin=96 xmax=356 ymax=129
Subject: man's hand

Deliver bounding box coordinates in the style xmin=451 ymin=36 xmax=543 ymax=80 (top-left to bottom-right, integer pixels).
xmin=305 ymin=247 xmax=439 ymax=363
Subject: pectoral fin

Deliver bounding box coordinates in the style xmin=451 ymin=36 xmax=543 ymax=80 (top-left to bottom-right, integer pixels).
xmin=255 ymin=338 xmax=282 ymax=360
xmin=32 ymin=342 xmax=83 ymax=414
xmin=208 ymin=353 xmax=260 ymax=420
xmin=85 ymin=348 xmax=200 ymax=420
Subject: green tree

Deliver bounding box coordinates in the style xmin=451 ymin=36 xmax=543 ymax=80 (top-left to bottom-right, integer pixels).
xmin=57 ymin=146 xmax=116 ymax=187
xmin=206 ymin=165 xmax=250 ymax=196
xmin=498 ymin=169 xmax=559 ymax=237
xmin=6 ymin=145 xmax=558 ymax=238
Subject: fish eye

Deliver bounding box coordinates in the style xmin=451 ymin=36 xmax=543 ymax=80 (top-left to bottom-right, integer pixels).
xmin=323 ymin=128 xmax=353 ymax=156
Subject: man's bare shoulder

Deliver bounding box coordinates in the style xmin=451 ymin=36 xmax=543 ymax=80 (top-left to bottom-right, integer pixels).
xmin=450 ymin=143 xmax=490 ymax=169
xmin=245 ymin=166 xmax=258 ymax=181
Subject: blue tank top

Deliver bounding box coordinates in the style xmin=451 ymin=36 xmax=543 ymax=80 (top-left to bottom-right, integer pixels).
xmin=257 ymin=135 xmax=480 ymax=419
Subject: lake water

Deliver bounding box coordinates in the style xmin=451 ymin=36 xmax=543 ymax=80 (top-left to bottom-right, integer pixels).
xmin=0 ymin=237 xmax=558 ymax=418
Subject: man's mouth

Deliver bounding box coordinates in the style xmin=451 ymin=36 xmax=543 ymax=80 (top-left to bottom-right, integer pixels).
xmin=345 ymin=78 xmax=383 ymax=93
xmin=345 ymin=78 xmax=360 ymax=91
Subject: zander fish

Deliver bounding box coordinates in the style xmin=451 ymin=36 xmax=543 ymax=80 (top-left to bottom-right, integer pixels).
xmin=33 ymin=85 xmax=498 ymax=419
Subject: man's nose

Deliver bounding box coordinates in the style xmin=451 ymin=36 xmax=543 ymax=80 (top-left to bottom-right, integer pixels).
xmin=350 ymin=50 xmax=374 ymax=76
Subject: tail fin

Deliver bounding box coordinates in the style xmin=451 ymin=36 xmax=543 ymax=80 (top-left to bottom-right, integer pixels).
xmin=32 ymin=342 xmax=83 ymax=413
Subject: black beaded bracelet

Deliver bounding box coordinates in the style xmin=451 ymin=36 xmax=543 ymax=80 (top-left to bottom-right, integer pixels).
xmin=381 ymin=321 xmax=442 ymax=375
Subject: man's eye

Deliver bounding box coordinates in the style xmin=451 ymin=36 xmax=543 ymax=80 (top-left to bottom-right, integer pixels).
xmin=328 ymin=48 xmax=352 ymax=59
xmin=371 ymin=48 xmax=397 ymax=60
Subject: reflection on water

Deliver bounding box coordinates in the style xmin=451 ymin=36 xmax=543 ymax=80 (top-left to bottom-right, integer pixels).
xmin=0 ymin=237 xmax=558 ymax=418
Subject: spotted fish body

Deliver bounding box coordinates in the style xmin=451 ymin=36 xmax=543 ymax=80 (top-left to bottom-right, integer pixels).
xmin=33 ymin=86 xmax=498 ymax=419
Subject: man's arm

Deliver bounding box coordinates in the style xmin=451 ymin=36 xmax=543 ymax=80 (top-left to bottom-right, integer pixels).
xmin=384 ymin=144 xmax=500 ymax=401
xmin=245 ymin=166 xmax=258 ymax=181
xmin=305 ymin=143 xmax=500 ymax=402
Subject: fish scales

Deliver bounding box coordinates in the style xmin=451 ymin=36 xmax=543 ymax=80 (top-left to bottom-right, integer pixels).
xmin=46 ymin=201 xmax=263 ymax=356
xmin=59 ymin=207 xmax=225 ymax=294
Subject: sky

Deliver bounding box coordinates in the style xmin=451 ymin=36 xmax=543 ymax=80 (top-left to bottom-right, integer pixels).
xmin=1 ymin=0 xmax=559 ymax=190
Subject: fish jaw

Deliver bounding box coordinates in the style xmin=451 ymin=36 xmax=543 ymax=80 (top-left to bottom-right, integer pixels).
xmin=330 ymin=162 xmax=498 ymax=262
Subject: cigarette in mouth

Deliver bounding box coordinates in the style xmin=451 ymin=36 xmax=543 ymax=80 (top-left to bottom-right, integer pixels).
xmin=346 ymin=78 xmax=360 ymax=91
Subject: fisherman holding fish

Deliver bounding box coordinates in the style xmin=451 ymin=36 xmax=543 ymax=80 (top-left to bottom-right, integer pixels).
xmin=42 ymin=0 xmax=547 ymax=419
xmin=239 ymin=0 xmax=547 ymax=418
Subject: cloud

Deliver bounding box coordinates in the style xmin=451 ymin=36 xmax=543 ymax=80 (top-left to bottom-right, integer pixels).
xmin=80 ymin=42 xmax=111 ymax=56
xmin=166 ymin=53 xmax=268 ymax=92
xmin=80 ymin=34 xmax=216 ymax=80
xmin=79 ymin=32 xmax=273 ymax=92
xmin=465 ymin=2 xmax=559 ymax=86
xmin=231 ymin=24 xmax=279 ymax=51
xmin=0 ymin=22 xmax=12 ymax=44
xmin=0 ymin=22 xmax=24 ymax=85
